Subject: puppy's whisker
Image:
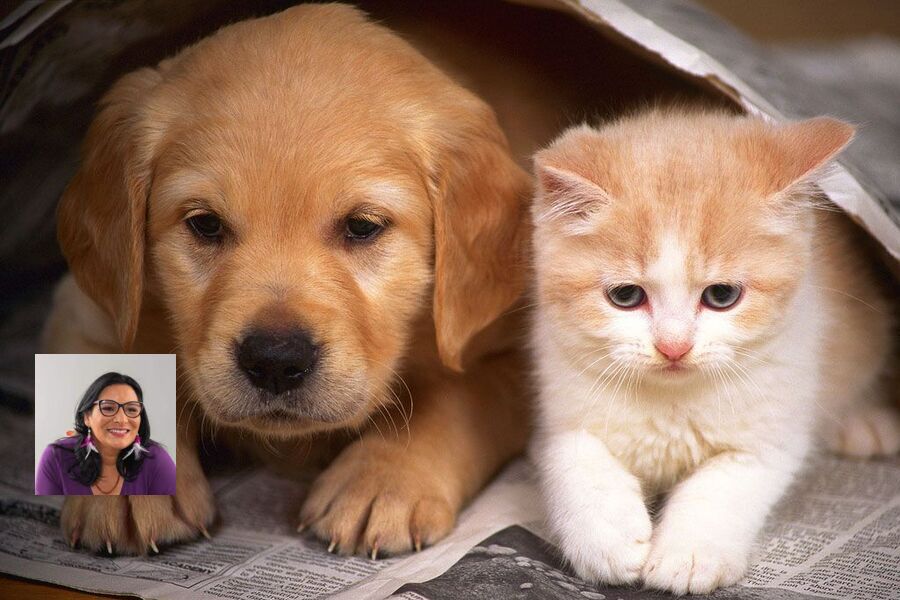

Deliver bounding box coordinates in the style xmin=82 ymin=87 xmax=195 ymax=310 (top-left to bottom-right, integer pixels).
xmin=360 ymin=357 xmax=414 ymax=447
xmin=259 ymin=432 xmax=280 ymax=457
xmin=380 ymin=387 xmax=411 ymax=449
xmin=366 ymin=413 xmax=387 ymax=443
xmin=200 ymin=408 xmax=211 ymax=459
xmin=374 ymin=399 xmax=400 ymax=442
xmin=351 ymin=421 xmax=365 ymax=443
xmin=382 ymin=388 xmax=412 ymax=450
xmin=383 ymin=393 xmax=403 ymax=440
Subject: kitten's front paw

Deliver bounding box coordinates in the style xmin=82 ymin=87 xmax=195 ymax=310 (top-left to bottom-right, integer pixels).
xmin=643 ymin=536 xmax=747 ymax=595
xmin=556 ymin=493 xmax=652 ymax=585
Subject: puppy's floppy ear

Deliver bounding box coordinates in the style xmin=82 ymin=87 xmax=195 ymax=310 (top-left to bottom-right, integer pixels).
xmin=429 ymin=104 xmax=531 ymax=372
xmin=57 ymin=67 xmax=166 ymax=350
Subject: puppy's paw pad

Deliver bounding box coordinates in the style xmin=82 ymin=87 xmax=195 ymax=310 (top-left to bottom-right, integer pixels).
xmin=61 ymin=479 xmax=216 ymax=555
xmin=62 ymin=496 xmax=138 ymax=555
xmin=299 ymin=443 xmax=455 ymax=557
xmin=172 ymin=477 xmax=217 ymax=531
xmin=365 ymin=493 xmax=454 ymax=556
xmin=131 ymin=490 xmax=215 ymax=547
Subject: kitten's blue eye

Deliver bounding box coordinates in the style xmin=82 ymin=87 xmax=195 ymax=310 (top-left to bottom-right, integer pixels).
xmin=607 ymin=285 xmax=646 ymax=309
xmin=701 ymin=284 xmax=742 ymax=310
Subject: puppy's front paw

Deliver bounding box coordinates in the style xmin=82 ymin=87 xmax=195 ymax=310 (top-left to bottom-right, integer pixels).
xmin=299 ymin=440 xmax=455 ymax=558
xmin=61 ymin=476 xmax=215 ymax=555
xmin=555 ymin=488 xmax=651 ymax=585
xmin=61 ymin=496 xmax=139 ymax=554
xmin=643 ymin=533 xmax=747 ymax=595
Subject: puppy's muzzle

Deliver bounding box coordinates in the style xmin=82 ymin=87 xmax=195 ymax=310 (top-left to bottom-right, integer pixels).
xmin=236 ymin=328 xmax=320 ymax=395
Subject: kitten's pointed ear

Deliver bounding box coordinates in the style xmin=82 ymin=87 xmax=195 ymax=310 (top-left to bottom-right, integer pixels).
xmin=769 ymin=117 xmax=855 ymax=194
xmin=533 ymin=126 xmax=613 ymax=230
xmin=533 ymin=162 xmax=610 ymax=223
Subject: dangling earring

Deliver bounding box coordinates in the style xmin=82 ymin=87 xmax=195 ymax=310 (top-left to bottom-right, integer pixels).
xmin=123 ymin=435 xmax=148 ymax=461
xmin=82 ymin=427 xmax=98 ymax=457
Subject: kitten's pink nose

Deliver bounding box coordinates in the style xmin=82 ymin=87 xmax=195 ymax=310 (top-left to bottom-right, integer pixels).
xmin=655 ymin=339 xmax=693 ymax=361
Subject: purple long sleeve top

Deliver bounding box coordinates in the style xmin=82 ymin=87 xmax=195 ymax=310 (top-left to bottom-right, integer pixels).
xmin=35 ymin=436 xmax=176 ymax=495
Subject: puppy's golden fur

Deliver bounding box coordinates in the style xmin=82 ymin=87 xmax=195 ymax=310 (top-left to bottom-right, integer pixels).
xmin=46 ymin=4 xmax=530 ymax=556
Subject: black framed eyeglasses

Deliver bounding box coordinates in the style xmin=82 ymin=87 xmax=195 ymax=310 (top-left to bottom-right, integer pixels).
xmin=93 ymin=399 xmax=143 ymax=418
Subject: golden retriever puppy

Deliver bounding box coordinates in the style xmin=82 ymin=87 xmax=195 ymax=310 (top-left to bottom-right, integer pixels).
xmin=45 ymin=4 xmax=530 ymax=556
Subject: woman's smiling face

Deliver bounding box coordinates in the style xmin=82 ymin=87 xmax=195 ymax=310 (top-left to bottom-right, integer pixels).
xmin=83 ymin=383 xmax=142 ymax=452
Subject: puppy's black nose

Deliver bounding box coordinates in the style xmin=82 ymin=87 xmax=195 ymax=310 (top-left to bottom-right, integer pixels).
xmin=236 ymin=329 xmax=320 ymax=395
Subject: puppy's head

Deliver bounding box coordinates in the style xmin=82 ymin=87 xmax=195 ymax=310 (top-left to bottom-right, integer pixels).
xmin=58 ymin=5 xmax=529 ymax=436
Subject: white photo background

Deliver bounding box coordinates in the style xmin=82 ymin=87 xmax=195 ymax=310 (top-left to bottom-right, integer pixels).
xmin=33 ymin=354 xmax=177 ymax=480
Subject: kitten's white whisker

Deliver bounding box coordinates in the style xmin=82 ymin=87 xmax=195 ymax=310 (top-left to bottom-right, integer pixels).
xmin=579 ymin=362 xmax=622 ymax=421
xmin=583 ymin=356 xmax=623 ymax=401
xmin=704 ymin=368 xmax=722 ymax=425
xmin=728 ymin=360 xmax=775 ymax=422
xmin=608 ymin=362 xmax=634 ymax=406
xmin=716 ymin=363 xmax=736 ymax=419
xmin=576 ymin=357 xmax=626 ymax=433
xmin=624 ymin=360 xmax=641 ymax=400
xmin=730 ymin=347 xmax=772 ymax=365
xmin=600 ymin=362 xmax=631 ymax=436
xmin=726 ymin=360 xmax=766 ymax=402
xmin=726 ymin=360 xmax=779 ymax=423
xmin=809 ymin=284 xmax=884 ymax=314
xmin=497 ymin=299 xmax=549 ymax=319
xmin=709 ymin=364 xmax=728 ymax=424
xmin=573 ymin=346 xmax=618 ymax=378
xmin=717 ymin=363 xmax=744 ymax=418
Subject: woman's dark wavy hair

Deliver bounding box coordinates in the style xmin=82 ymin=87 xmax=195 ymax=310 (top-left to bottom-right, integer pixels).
xmin=57 ymin=372 xmax=153 ymax=486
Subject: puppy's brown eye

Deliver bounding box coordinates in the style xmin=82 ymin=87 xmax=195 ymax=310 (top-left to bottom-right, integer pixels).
xmin=187 ymin=213 xmax=223 ymax=240
xmin=345 ymin=217 xmax=384 ymax=241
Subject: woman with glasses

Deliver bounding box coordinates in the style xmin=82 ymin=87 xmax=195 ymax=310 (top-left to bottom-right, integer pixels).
xmin=35 ymin=372 xmax=176 ymax=495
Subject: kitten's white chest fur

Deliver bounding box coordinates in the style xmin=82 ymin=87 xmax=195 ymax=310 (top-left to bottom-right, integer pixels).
xmin=593 ymin=408 xmax=735 ymax=495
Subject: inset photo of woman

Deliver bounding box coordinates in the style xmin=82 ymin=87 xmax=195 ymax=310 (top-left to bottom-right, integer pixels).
xmin=34 ymin=355 xmax=176 ymax=496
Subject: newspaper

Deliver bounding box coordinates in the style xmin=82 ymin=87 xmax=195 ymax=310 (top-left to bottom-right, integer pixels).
xmin=2 ymin=402 xmax=898 ymax=600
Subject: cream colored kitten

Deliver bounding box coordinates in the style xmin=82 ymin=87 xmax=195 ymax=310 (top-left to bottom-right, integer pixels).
xmin=530 ymin=109 xmax=898 ymax=595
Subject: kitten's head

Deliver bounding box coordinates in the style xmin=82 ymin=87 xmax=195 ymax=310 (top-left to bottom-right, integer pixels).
xmin=533 ymin=110 xmax=854 ymax=383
